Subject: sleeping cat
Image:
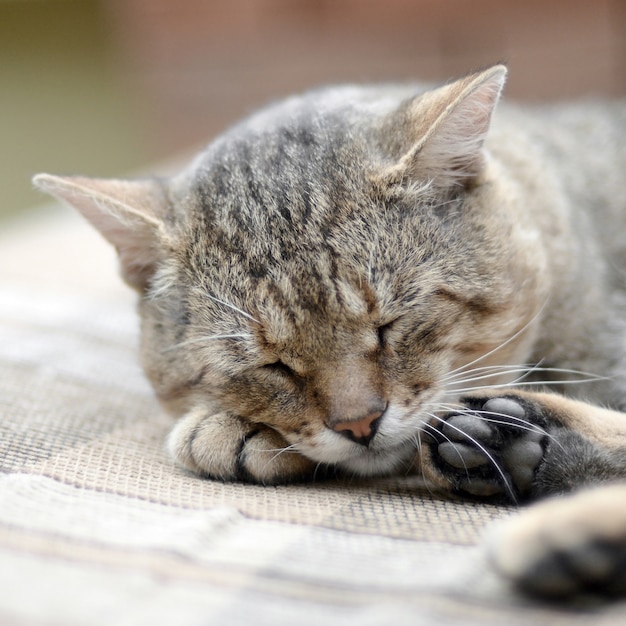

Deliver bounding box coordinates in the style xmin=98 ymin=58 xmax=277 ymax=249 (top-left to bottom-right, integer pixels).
xmin=34 ymin=65 xmax=626 ymax=598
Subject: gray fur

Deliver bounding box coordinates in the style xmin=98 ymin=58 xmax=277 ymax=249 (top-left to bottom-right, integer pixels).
xmin=33 ymin=65 xmax=626 ymax=492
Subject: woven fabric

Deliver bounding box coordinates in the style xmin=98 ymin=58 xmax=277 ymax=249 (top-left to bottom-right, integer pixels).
xmin=1 ymin=206 xmax=625 ymax=625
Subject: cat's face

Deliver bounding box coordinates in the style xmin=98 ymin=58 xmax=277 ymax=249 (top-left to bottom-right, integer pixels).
xmin=138 ymin=81 xmax=540 ymax=476
xmin=34 ymin=65 xmax=546 ymax=477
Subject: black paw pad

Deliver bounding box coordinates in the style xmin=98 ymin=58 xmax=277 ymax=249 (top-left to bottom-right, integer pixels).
xmin=432 ymin=396 xmax=547 ymax=502
xmin=520 ymin=539 xmax=626 ymax=598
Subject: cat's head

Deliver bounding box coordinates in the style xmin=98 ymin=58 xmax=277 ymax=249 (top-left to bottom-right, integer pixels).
xmin=34 ymin=65 xmax=546 ymax=477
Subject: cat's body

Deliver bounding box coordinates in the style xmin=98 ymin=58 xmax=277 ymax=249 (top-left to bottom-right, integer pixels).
xmin=35 ymin=65 xmax=626 ymax=598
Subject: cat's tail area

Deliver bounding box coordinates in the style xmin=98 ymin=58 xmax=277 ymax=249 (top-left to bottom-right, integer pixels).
xmin=487 ymin=482 xmax=626 ymax=600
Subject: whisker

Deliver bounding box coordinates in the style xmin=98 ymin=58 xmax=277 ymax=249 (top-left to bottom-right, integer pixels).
xmin=408 ymin=431 xmax=440 ymax=496
xmin=257 ymin=444 xmax=299 ymax=454
xmin=404 ymin=434 xmax=421 ymax=477
xmin=162 ymin=333 xmax=252 ymax=353
xmin=252 ymin=442 xmax=303 ymax=479
xmin=441 ymin=362 xmax=545 ymax=384
xmin=404 ymin=428 xmax=433 ymax=482
xmin=312 ymin=462 xmax=326 ymax=482
xmin=265 ymin=443 xmax=301 ymax=463
xmin=400 ymin=426 xmax=430 ymax=479
xmin=443 ymin=364 xmax=607 ymax=386
xmin=445 ymin=301 xmax=548 ymax=379
xmin=422 ymin=412 xmax=472 ymax=478
xmin=504 ymin=360 xmax=553 ymax=386
xmin=430 ymin=403 xmax=567 ymax=455
xmin=441 ymin=363 xmax=535 ymax=382
xmin=457 ymin=361 xmax=550 ymax=391
xmin=428 ymin=413 xmax=518 ymax=503
xmin=442 ymin=367 xmax=537 ymax=387
xmin=206 ymin=293 xmax=260 ymax=324
xmin=445 ymin=377 xmax=606 ymax=395
xmin=433 ymin=403 xmax=544 ymax=435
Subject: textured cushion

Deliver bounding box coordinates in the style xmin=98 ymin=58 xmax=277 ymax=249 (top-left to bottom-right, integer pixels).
xmin=1 ymin=204 xmax=624 ymax=624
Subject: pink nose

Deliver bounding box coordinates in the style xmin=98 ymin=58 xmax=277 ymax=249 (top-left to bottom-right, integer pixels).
xmin=331 ymin=408 xmax=385 ymax=446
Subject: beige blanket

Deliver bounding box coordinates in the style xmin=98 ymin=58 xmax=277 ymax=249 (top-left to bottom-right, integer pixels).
xmin=1 ymin=204 xmax=625 ymax=625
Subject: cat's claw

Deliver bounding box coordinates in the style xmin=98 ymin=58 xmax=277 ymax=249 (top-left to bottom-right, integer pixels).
xmin=433 ymin=396 xmax=547 ymax=501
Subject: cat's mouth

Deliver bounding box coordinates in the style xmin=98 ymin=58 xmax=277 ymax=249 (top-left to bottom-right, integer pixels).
xmin=333 ymin=438 xmax=419 ymax=476
xmin=293 ymin=401 xmax=432 ymax=477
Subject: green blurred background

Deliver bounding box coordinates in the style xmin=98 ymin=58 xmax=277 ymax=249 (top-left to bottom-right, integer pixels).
xmin=1 ymin=0 xmax=148 ymax=219
xmin=3 ymin=0 xmax=625 ymax=220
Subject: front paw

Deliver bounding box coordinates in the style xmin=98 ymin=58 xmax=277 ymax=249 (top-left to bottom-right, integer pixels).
xmin=167 ymin=408 xmax=316 ymax=484
xmin=489 ymin=483 xmax=626 ymax=598
xmin=431 ymin=396 xmax=547 ymax=502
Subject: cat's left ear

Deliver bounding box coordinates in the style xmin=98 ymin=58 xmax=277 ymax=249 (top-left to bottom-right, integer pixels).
xmin=381 ymin=64 xmax=507 ymax=189
xmin=33 ymin=173 xmax=170 ymax=291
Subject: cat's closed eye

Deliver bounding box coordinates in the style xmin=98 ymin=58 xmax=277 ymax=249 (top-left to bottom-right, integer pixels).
xmin=377 ymin=320 xmax=398 ymax=346
xmin=261 ymin=360 xmax=298 ymax=378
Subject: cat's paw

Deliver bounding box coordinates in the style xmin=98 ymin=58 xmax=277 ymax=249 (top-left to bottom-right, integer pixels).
xmin=431 ymin=396 xmax=547 ymax=502
xmin=488 ymin=483 xmax=626 ymax=599
xmin=167 ymin=408 xmax=317 ymax=484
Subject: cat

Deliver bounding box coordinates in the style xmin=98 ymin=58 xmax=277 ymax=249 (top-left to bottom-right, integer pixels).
xmin=34 ymin=64 xmax=626 ymax=599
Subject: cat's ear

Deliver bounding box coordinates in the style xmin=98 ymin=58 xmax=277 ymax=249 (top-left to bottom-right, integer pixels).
xmin=33 ymin=173 xmax=170 ymax=290
xmin=382 ymin=64 xmax=507 ymax=189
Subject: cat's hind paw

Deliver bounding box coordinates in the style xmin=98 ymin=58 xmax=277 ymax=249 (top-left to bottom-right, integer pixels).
xmin=488 ymin=483 xmax=626 ymax=599
xmin=167 ymin=408 xmax=317 ymax=484
xmin=431 ymin=396 xmax=547 ymax=502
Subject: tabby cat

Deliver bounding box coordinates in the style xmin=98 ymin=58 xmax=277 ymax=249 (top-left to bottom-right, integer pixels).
xmin=34 ymin=65 xmax=626 ymax=598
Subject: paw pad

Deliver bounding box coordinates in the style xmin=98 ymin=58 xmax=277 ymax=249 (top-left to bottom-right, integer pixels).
xmin=432 ymin=396 xmax=547 ymax=501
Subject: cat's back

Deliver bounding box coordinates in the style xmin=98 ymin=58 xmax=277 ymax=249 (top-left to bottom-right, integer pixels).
xmin=491 ymin=98 xmax=626 ymax=181
xmin=490 ymin=98 xmax=626 ymax=265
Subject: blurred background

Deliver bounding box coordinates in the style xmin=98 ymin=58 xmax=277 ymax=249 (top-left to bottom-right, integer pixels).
xmin=3 ymin=0 xmax=626 ymax=219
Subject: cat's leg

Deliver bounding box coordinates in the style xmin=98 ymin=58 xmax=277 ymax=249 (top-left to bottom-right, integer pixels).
xmin=422 ymin=390 xmax=626 ymax=502
xmin=488 ymin=482 xmax=626 ymax=598
xmin=167 ymin=407 xmax=317 ymax=483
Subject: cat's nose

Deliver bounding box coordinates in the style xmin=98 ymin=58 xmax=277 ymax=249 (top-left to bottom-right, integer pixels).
xmin=331 ymin=407 xmax=385 ymax=447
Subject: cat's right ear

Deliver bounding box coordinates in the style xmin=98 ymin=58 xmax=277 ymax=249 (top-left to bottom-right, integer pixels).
xmin=378 ymin=64 xmax=507 ymax=191
xmin=33 ymin=173 xmax=170 ymax=291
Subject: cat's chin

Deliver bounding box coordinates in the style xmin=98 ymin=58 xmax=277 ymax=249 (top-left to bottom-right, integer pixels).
xmin=332 ymin=440 xmax=418 ymax=477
